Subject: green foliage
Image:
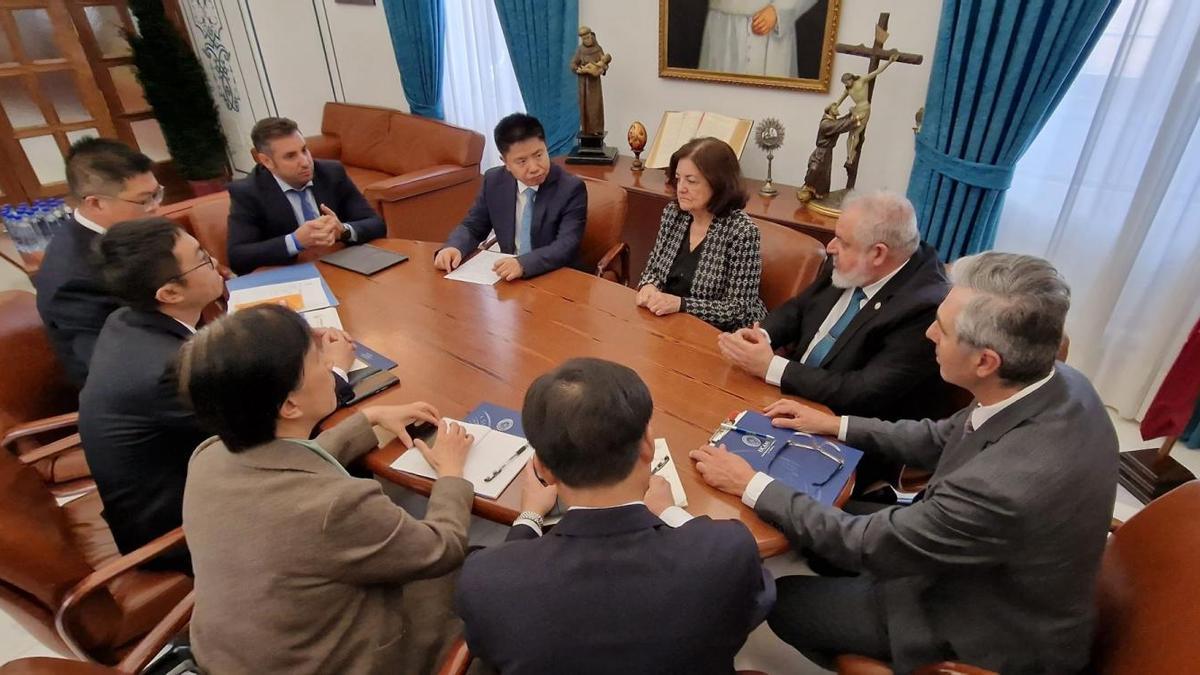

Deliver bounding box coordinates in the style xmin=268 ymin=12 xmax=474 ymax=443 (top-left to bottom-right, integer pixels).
xmin=125 ymin=0 xmax=228 ymax=180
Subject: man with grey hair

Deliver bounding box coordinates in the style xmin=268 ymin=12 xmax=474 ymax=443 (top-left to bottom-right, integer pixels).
xmin=719 ymin=190 xmax=953 ymax=427
xmin=695 ymin=251 xmax=1118 ymax=673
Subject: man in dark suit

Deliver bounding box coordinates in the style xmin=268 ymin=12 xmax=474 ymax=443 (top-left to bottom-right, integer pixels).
xmin=34 ymin=138 xmax=163 ymax=386
xmin=718 ymin=190 xmax=951 ymax=423
xmin=434 ymin=113 xmax=587 ymax=281
xmin=79 ymin=218 xmax=358 ymax=572
xmin=456 ymin=358 xmax=774 ymax=675
xmin=78 ymin=218 xmax=226 ymax=571
xmin=693 ymin=252 xmax=1119 ymax=673
xmin=226 ymin=116 xmax=385 ymax=274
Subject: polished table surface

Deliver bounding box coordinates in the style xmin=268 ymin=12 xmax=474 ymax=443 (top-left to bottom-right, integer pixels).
xmin=320 ymin=239 xmax=852 ymax=557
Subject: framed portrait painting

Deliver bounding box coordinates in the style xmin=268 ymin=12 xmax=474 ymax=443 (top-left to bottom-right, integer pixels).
xmin=659 ymin=0 xmax=841 ymax=91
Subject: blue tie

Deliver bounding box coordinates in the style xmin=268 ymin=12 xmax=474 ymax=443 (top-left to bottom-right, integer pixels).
xmin=295 ymin=188 xmax=318 ymax=222
xmin=804 ymin=287 xmax=868 ymax=367
xmin=517 ymin=187 xmax=535 ymax=255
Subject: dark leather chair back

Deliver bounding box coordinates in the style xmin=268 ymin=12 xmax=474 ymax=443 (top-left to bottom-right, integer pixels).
xmin=578 ymin=177 xmax=630 ymax=284
xmin=752 ymin=217 xmax=827 ymax=311
xmin=0 ymin=291 xmax=76 ymax=441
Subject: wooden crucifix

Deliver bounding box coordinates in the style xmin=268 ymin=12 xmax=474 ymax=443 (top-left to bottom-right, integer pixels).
xmin=834 ymin=13 xmax=924 ymax=190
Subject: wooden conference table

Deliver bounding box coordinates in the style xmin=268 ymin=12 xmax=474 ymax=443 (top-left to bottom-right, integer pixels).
xmin=319 ymin=239 xmax=852 ymax=558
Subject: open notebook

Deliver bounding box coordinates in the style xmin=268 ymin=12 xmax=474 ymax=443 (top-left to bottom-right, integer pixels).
xmin=390 ymin=417 xmax=530 ymax=500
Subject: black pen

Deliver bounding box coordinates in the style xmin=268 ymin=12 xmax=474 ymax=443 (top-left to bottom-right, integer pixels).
xmin=484 ymin=444 xmax=528 ymax=482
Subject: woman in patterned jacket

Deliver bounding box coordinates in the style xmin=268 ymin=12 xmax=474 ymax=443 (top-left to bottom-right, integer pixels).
xmin=636 ymin=137 xmax=768 ymax=331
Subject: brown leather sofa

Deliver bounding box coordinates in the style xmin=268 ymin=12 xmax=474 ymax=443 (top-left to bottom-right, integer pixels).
xmin=306 ymin=102 xmax=485 ymax=243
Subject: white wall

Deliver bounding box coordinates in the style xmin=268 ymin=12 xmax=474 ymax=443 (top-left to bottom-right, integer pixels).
xmin=579 ymin=0 xmax=943 ymax=192
xmin=180 ymin=0 xmax=407 ymax=176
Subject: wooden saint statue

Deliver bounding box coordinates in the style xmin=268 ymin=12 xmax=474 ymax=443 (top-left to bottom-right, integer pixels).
xmin=798 ymin=104 xmax=858 ymax=203
xmin=571 ymin=26 xmax=612 ymax=136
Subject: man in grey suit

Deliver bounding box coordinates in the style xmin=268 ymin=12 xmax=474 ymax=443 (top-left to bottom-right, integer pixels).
xmin=692 ymin=252 xmax=1119 ymax=673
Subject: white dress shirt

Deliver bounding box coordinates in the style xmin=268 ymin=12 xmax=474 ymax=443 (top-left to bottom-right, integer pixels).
xmin=514 ymin=500 xmax=693 ymax=536
xmin=74 ymin=209 xmax=106 ymax=235
xmin=741 ymin=369 xmax=1058 ymax=508
xmin=763 ymin=259 xmax=910 ymax=386
xmin=513 ymin=180 xmax=539 ymax=255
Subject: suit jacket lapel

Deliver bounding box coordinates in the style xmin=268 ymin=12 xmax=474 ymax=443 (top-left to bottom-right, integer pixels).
xmin=498 ymin=171 xmax=518 ymax=247
xmin=820 ymin=250 xmax=933 ymax=366
xmin=256 ymin=166 xmax=300 ymax=232
xmin=794 ymin=271 xmax=842 ymax=352
xmin=310 ymin=163 xmax=336 ymax=216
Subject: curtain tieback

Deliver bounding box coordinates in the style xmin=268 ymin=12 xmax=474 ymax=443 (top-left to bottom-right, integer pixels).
xmin=913 ymin=134 xmax=1016 ymax=191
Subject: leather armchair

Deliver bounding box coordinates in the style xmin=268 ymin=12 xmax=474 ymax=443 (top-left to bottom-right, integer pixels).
xmin=578 ymin=177 xmax=630 ymax=285
xmin=305 ymin=102 xmax=485 ymax=243
xmin=435 ymin=637 xmax=769 ymax=675
xmin=0 ymin=448 xmax=191 ymax=666
xmin=752 ymin=217 xmax=827 ymax=311
xmin=0 ymin=291 xmax=88 ymax=495
xmin=836 ymin=481 xmax=1200 ymax=674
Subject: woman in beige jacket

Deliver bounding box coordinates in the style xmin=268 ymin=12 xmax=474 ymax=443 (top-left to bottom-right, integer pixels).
xmin=179 ymin=305 xmax=475 ymax=674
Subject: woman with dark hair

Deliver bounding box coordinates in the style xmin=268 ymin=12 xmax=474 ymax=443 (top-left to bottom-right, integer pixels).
xmin=179 ymin=304 xmax=475 ymax=675
xmin=635 ymin=137 xmax=767 ymax=331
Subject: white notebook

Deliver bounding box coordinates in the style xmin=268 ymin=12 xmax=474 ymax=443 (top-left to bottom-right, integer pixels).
xmin=653 ymin=438 xmax=688 ymax=508
xmin=389 ymin=419 xmax=530 ymax=499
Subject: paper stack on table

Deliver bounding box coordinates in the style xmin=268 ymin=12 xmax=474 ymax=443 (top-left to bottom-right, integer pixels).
xmin=653 ymin=438 xmax=688 ymax=508
xmin=227 ymin=263 xmax=337 ymax=313
xmin=390 ymin=418 xmax=531 ymax=499
xmin=444 ymin=250 xmax=514 ymax=286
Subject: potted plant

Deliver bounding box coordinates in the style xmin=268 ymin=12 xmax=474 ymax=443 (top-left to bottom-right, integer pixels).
xmin=126 ymin=0 xmax=230 ymax=196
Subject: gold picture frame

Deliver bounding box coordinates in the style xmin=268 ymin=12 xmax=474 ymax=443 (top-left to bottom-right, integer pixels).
xmin=658 ymin=0 xmax=841 ymax=92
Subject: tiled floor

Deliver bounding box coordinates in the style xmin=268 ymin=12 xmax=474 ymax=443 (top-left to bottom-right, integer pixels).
xmin=2 ymin=252 xmax=1197 ymax=669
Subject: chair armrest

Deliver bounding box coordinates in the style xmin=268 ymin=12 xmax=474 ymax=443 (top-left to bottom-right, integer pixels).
xmin=836 ymin=654 xmax=895 ymax=675
xmin=54 ymin=528 xmax=188 ymax=661
xmin=2 ymin=412 xmax=80 ymax=450
xmin=364 ymin=165 xmax=479 ymax=202
xmin=116 ymin=590 xmax=195 ymax=674
xmin=16 ymin=433 xmax=82 ymax=466
xmin=436 ymin=637 xmax=472 ymax=675
xmin=595 ymin=241 xmax=629 ymax=285
xmin=306 ymin=133 xmax=342 ymax=160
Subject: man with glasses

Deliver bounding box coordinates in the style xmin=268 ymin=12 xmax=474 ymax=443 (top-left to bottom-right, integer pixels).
xmin=35 ymin=137 xmax=164 ymax=386
xmin=78 ymin=217 xmax=226 ymax=571
xmin=693 ymin=253 xmax=1118 ymax=673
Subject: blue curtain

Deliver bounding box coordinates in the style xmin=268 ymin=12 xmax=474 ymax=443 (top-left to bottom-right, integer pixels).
xmin=908 ymin=0 xmax=1119 ymax=260
xmin=1184 ymin=403 xmax=1200 ymax=449
xmin=382 ymin=0 xmax=446 ymax=119
xmin=493 ymin=0 xmax=580 ymax=155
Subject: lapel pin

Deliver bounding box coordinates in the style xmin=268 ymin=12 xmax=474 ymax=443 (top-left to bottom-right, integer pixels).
xmin=874 ymin=301 xmax=882 ymax=310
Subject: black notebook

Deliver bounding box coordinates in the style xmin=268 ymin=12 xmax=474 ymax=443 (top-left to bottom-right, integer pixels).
xmin=321 ymin=245 xmax=409 ymax=275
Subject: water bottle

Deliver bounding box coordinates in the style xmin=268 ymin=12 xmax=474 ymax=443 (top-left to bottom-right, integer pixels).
xmin=7 ymin=205 xmax=32 ymax=254
xmin=30 ymin=202 xmax=48 ymax=251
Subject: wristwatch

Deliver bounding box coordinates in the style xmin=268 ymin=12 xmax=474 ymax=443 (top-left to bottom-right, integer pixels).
xmin=338 ymin=222 xmax=354 ymax=243
xmin=515 ymin=511 xmax=544 ymax=529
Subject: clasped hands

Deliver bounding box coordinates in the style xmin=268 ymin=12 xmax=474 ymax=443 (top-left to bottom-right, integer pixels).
xmin=635 ymin=284 xmax=682 ymax=317
xmin=716 ymin=321 xmax=776 ymax=379
xmin=294 ymin=204 xmax=344 ymax=248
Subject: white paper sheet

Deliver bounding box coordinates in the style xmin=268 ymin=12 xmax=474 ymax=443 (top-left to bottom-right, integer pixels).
xmin=653 ymin=438 xmax=688 ymax=508
xmin=229 ymin=278 xmax=330 ymax=313
xmin=444 ymin=250 xmax=514 ymax=286
xmin=389 ymin=419 xmax=530 ymax=499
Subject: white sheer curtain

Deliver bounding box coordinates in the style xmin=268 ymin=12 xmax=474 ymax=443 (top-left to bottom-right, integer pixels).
xmin=994 ymin=0 xmax=1200 ymax=420
xmin=441 ymin=0 xmax=526 ymax=170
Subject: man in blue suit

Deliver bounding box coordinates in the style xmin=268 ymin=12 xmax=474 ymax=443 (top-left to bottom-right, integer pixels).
xmin=456 ymin=358 xmax=774 ymax=674
xmin=226 ymin=117 xmax=386 ymax=274
xmin=434 ymin=113 xmax=587 ymax=280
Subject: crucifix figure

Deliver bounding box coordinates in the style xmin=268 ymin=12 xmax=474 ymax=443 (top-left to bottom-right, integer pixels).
xmin=833 ymin=13 xmax=924 ymax=189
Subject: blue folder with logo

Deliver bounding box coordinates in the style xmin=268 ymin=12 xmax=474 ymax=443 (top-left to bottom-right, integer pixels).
xmin=463 ymin=403 xmax=525 ymax=438
xmin=711 ymin=411 xmax=863 ymax=506
xmin=225 ymin=262 xmax=338 ymax=307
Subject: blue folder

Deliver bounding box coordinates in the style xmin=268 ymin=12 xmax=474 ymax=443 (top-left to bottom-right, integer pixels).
xmin=463 ymin=402 xmax=525 ymax=438
xmin=225 ymin=263 xmax=338 ymax=308
xmin=712 ymin=411 xmax=863 ymax=506
xmin=353 ymin=343 xmax=397 ymax=371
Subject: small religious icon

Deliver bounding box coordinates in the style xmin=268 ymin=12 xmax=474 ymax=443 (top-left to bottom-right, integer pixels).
xmin=566 ymin=26 xmax=617 ymax=165
xmin=753 ymin=118 xmax=785 ymax=197
xmin=798 ymin=103 xmax=857 ymax=203
xmin=628 ymin=121 xmax=648 ymax=171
